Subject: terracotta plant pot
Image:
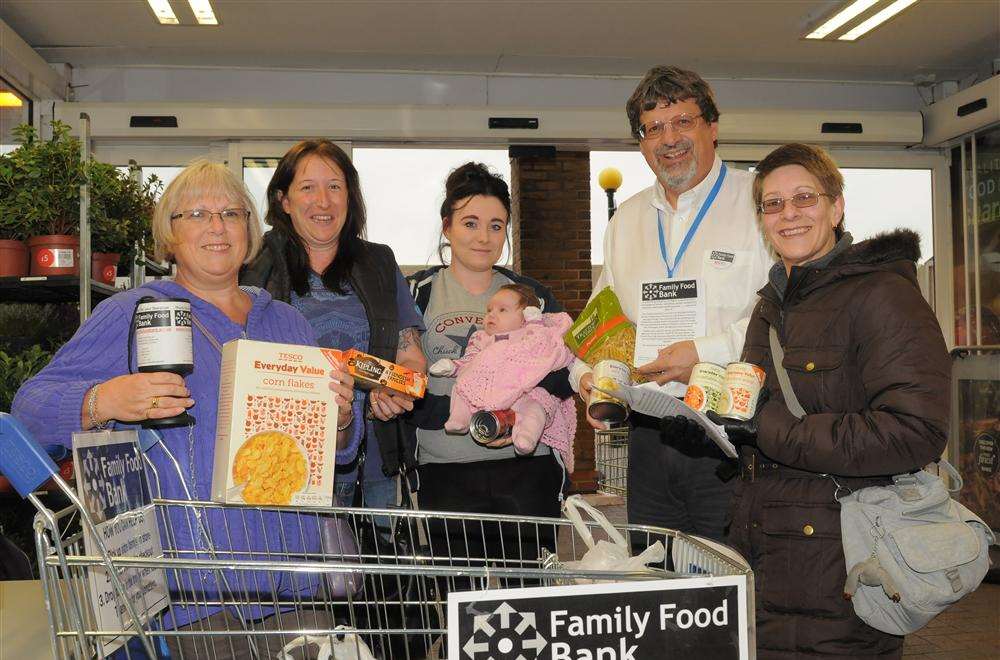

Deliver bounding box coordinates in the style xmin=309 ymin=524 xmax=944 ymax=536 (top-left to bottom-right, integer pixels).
xmin=91 ymin=252 xmax=121 ymax=285
xmin=0 ymin=239 xmax=29 ymax=278
xmin=27 ymin=235 xmax=80 ymax=276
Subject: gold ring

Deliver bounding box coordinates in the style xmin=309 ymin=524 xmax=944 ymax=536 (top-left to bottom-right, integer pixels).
xmin=150 ymin=396 xmax=159 ymax=409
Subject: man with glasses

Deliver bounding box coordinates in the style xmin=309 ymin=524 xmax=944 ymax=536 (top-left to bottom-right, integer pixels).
xmin=571 ymin=66 xmax=772 ymax=544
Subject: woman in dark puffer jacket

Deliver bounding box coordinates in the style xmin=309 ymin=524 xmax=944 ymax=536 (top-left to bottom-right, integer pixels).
xmin=713 ymin=144 xmax=950 ymax=659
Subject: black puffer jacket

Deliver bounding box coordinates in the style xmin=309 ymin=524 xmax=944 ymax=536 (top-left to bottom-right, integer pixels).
xmin=730 ymin=230 xmax=950 ymax=659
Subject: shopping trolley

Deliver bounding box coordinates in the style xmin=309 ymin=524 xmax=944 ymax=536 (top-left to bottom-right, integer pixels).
xmin=594 ymin=425 xmax=630 ymax=498
xmin=1 ymin=414 xmax=755 ymax=659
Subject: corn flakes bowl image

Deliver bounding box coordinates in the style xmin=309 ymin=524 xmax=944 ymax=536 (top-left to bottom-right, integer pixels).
xmin=232 ymin=430 xmax=309 ymax=505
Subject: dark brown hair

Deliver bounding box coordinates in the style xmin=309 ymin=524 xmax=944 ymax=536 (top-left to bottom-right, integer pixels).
xmin=753 ymin=143 xmax=846 ymax=238
xmin=626 ymin=66 xmax=721 ymax=140
xmin=498 ymin=283 xmax=540 ymax=309
xmin=265 ymin=139 xmax=367 ymax=296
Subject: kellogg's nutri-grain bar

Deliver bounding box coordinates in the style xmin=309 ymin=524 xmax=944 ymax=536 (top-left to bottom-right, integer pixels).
xmin=211 ymin=339 xmax=340 ymax=507
xmin=341 ymin=349 xmax=427 ymax=398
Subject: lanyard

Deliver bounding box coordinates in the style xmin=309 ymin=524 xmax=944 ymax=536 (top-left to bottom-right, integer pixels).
xmin=656 ymin=162 xmax=727 ymax=278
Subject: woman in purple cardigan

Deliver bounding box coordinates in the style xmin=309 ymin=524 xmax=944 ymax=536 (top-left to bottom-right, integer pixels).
xmin=13 ymin=160 xmax=357 ymax=658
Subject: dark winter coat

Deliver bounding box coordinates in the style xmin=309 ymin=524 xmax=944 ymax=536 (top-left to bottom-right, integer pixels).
xmin=729 ymin=230 xmax=950 ymax=659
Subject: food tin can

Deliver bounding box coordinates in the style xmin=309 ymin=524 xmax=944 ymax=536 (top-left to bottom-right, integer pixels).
xmin=683 ymin=362 xmax=726 ymax=413
xmin=470 ymin=409 xmax=516 ymax=444
xmin=720 ymin=362 xmax=766 ymax=419
xmin=588 ymin=359 xmax=631 ymax=423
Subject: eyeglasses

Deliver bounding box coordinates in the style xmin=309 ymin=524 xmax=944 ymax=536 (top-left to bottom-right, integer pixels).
xmin=170 ymin=208 xmax=250 ymax=224
xmin=757 ymin=192 xmax=836 ymax=215
xmin=637 ymin=113 xmax=703 ymax=140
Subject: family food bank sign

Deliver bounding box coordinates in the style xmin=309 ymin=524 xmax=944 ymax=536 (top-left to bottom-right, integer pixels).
xmin=448 ymin=575 xmax=750 ymax=660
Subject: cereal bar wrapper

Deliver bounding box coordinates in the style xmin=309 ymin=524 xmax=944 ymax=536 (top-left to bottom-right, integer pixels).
xmin=343 ymin=349 xmax=427 ymax=398
xmin=212 ymin=339 xmax=340 ymax=507
xmin=564 ymin=287 xmax=647 ymax=383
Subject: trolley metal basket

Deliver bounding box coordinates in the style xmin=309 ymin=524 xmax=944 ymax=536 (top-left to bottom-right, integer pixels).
xmin=1 ymin=416 xmax=755 ymax=659
xmin=594 ymin=426 xmax=630 ymax=498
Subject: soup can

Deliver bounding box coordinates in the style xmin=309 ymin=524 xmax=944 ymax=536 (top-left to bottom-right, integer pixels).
xmin=683 ymin=362 xmax=726 ymax=413
xmin=720 ymin=362 xmax=766 ymax=419
xmin=588 ymin=359 xmax=631 ymax=423
xmin=470 ymin=409 xmax=516 ymax=444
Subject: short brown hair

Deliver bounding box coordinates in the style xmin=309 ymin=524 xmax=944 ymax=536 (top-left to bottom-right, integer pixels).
xmin=152 ymin=159 xmax=262 ymax=263
xmin=498 ymin=283 xmax=540 ymax=309
xmin=752 ymin=143 xmax=846 ymax=237
xmin=626 ymin=66 xmax=721 ymax=140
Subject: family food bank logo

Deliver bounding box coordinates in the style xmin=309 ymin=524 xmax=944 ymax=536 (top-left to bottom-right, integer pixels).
xmin=454 ymin=578 xmax=746 ymax=660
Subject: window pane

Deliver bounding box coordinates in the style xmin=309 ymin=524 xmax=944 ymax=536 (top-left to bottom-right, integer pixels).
xmin=973 ymin=127 xmax=1000 ymax=345
xmin=589 ymin=150 xmax=651 ymax=265
xmin=1 ymin=78 xmax=30 ymax=154
xmin=353 ymin=147 xmax=511 ymax=268
xmin=243 ymin=157 xmax=279 ymax=232
xmin=840 ymin=168 xmax=933 ymax=261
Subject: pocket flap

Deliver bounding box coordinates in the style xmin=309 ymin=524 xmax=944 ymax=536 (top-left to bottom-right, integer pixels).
xmin=762 ymin=501 xmax=840 ymax=539
xmin=782 ymin=348 xmax=843 ymax=373
xmin=892 ymin=522 xmax=981 ymax=573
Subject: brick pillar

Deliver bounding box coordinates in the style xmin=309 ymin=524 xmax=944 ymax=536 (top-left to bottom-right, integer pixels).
xmin=510 ymin=150 xmax=597 ymax=492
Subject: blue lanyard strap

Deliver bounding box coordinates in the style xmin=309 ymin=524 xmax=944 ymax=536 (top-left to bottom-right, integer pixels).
xmin=657 ymin=162 xmax=728 ymax=278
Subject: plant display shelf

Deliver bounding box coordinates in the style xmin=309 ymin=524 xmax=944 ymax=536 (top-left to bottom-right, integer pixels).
xmin=0 ymin=275 xmax=118 ymax=305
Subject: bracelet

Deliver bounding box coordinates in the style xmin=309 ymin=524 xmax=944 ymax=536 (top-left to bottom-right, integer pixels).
xmin=87 ymin=384 xmax=109 ymax=430
xmin=337 ymin=413 xmax=354 ymax=432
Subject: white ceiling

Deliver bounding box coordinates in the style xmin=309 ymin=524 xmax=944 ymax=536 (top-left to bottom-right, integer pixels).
xmin=2 ymin=0 xmax=998 ymax=83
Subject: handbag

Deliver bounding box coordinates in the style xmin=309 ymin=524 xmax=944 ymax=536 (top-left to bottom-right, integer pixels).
xmin=768 ymin=326 xmax=996 ymax=635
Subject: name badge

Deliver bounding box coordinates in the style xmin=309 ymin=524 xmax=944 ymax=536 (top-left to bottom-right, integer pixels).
xmin=708 ymin=250 xmax=736 ymax=269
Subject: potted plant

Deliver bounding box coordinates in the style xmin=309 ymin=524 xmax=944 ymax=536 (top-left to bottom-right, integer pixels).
xmin=2 ymin=120 xmax=87 ymax=277
xmin=89 ymin=162 xmax=161 ymax=284
xmin=0 ymin=152 xmax=32 ymax=276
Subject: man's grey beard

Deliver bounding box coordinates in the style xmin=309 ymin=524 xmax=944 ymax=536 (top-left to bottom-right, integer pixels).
xmin=656 ymin=157 xmax=698 ymax=192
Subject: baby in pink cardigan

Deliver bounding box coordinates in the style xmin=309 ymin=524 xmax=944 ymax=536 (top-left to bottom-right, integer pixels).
xmin=429 ymin=284 xmax=578 ymax=466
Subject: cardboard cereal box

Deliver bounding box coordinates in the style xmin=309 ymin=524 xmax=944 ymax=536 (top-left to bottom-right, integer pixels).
xmin=212 ymin=339 xmax=339 ymax=507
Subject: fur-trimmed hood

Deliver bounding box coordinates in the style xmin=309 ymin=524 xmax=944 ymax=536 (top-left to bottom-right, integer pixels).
xmin=761 ymin=228 xmax=924 ymax=303
xmin=838 ymin=228 xmax=921 ymax=266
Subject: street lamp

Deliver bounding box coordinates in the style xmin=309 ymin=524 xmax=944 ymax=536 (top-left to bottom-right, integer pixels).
xmin=598 ymin=167 xmax=623 ymax=221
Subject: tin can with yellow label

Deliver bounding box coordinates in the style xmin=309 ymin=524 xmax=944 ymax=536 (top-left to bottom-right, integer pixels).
xmin=684 ymin=362 xmax=726 ymax=413
xmin=588 ymin=359 xmax=631 ymax=423
xmin=720 ymin=362 xmax=766 ymax=419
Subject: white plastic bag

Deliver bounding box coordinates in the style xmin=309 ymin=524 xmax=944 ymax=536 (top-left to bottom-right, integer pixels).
xmin=561 ymin=495 xmax=664 ymax=582
xmin=276 ymin=626 xmax=376 ymax=660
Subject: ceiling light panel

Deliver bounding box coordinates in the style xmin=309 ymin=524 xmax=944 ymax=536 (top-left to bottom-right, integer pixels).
xmin=805 ymin=0 xmax=880 ymax=39
xmin=146 ymin=0 xmax=179 ymax=25
xmin=188 ymin=0 xmax=219 ymax=25
xmin=839 ymin=0 xmax=920 ymax=40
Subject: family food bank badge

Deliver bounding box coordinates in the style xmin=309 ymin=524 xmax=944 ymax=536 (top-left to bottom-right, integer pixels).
xmin=448 ymin=575 xmax=750 ymax=659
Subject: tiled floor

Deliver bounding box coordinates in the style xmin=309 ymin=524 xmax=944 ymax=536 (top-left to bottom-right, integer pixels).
xmin=584 ymin=495 xmax=1000 ymax=659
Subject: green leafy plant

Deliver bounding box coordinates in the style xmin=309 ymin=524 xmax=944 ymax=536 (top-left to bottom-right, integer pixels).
xmin=0 ymin=120 xmax=87 ymax=238
xmin=88 ymin=163 xmax=161 ymax=264
xmin=0 ymin=344 xmax=52 ymax=412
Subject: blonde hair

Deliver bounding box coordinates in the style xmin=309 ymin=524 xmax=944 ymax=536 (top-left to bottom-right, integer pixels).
xmin=152 ymin=159 xmax=263 ymax=263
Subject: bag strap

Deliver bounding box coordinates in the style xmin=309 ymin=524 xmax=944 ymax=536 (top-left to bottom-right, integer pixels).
xmin=768 ymin=326 xmax=806 ymax=419
xmin=562 ymin=495 xmax=628 ymax=551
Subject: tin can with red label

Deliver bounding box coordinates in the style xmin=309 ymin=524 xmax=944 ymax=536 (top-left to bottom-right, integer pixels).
xmin=684 ymin=362 xmax=726 ymax=413
xmin=470 ymin=409 xmax=516 ymax=444
xmin=719 ymin=362 xmax=766 ymax=419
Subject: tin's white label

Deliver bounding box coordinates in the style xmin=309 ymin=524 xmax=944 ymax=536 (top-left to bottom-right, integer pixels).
xmin=134 ymin=302 xmax=193 ymax=368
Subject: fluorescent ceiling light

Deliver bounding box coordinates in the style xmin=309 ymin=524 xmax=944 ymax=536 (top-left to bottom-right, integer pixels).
xmin=187 ymin=0 xmax=219 ymax=25
xmin=0 ymin=92 xmax=24 ymax=107
xmin=839 ymin=0 xmax=920 ymax=40
xmin=805 ymin=0 xmax=879 ymax=39
xmin=146 ymin=0 xmax=179 ymax=25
